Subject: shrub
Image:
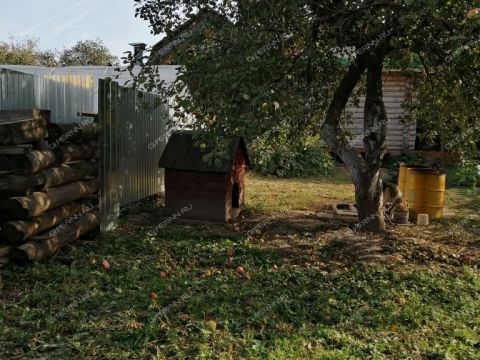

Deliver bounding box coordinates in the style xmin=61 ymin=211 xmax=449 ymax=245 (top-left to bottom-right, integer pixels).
xmin=250 ymin=137 xmax=333 ymax=178
xmin=448 ymin=160 xmax=480 ymax=188
xmin=290 ymin=146 xmax=334 ymax=177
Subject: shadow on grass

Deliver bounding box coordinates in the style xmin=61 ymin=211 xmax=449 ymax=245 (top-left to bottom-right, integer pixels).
xmin=1 ymin=220 xmax=479 ymax=359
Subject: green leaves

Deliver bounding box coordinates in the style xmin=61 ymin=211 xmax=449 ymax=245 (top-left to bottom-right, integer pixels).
xmin=133 ymin=0 xmax=480 ymax=165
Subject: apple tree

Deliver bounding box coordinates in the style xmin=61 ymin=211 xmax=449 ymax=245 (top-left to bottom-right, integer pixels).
xmin=133 ymin=0 xmax=480 ymax=232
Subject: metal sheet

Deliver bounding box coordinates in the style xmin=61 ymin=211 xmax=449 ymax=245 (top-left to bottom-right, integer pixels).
xmin=0 ymin=69 xmax=168 ymax=232
xmin=99 ymin=78 xmax=167 ymax=231
xmin=0 ymin=69 xmax=95 ymax=123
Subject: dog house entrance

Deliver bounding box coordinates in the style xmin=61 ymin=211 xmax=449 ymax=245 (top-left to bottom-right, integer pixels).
xmin=232 ymin=183 xmax=240 ymax=208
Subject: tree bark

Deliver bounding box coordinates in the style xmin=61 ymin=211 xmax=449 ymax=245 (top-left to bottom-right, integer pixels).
xmin=0 ymin=200 xmax=93 ymax=243
xmin=320 ymin=51 xmax=388 ymax=233
xmin=0 ymin=173 xmax=45 ymax=197
xmin=54 ymin=142 xmax=98 ymax=163
xmin=47 ymin=122 xmax=100 ymax=143
xmin=0 ymin=109 xmax=49 ymax=146
xmin=0 ymin=180 xmax=97 ymax=218
xmin=11 ymin=210 xmax=100 ymax=262
xmin=41 ymin=160 xmax=98 ymax=190
xmin=8 ymin=150 xmax=56 ymax=174
xmin=354 ymin=171 xmax=385 ymax=232
xmin=0 ymin=245 xmax=10 ymax=257
xmin=357 ymin=53 xmax=388 ymax=232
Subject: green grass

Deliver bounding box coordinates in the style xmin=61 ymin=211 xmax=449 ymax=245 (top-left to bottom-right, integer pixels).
xmin=245 ymin=167 xmax=354 ymax=214
xmin=1 ymin=171 xmax=479 ymax=359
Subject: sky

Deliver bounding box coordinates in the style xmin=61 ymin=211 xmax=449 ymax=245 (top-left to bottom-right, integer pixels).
xmin=0 ymin=0 xmax=159 ymax=57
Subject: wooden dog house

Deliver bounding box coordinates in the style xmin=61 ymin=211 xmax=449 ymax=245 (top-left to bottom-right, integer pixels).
xmin=158 ymin=132 xmax=250 ymax=222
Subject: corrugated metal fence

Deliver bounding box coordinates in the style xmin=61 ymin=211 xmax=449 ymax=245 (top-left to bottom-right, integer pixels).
xmin=0 ymin=68 xmax=95 ymax=122
xmin=99 ymin=78 xmax=167 ymax=231
xmin=0 ymin=69 xmax=168 ymax=232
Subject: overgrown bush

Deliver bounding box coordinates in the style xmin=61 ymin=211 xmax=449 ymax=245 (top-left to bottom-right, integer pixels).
xmin=250 ymin=137 xmax=333 ymax=178
xmin=449 ymin=160 xmax=480 ymax=188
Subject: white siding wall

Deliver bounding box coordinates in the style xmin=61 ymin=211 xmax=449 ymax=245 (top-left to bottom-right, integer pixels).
xmin=345 ymin=72 xmax=416 ymax=154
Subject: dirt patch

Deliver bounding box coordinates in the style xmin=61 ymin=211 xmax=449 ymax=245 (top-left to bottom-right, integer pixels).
xmin=238 ymin=211 xmax=480 ymax=271
xmin=120 ymin=195 xmax=480 ymax=271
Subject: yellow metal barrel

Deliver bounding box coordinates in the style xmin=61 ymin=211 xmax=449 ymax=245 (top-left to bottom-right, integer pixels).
xmin=397 ymin=163 xmax=427 ymax=194
xmin=398 ymin=163 xmax=408 ymax=194
xmin=404 ymin=168 xmax=446 ymax=220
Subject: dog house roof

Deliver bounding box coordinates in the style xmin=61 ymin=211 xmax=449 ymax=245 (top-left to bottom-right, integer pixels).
xmin=159 ymin=131 xmax=250 ymax=173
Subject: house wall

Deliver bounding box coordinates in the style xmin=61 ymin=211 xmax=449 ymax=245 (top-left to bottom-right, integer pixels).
xmin=345 ymin=71 xmax=417 ymax=154
xmin=164 ymin=170 xmax=228 ymax=221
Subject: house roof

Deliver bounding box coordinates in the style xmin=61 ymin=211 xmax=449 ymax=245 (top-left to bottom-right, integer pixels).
xmin=149 ymin=8 xmax=229 ymax=64
xmin=159 ymin=131 xmax=250 ymax=173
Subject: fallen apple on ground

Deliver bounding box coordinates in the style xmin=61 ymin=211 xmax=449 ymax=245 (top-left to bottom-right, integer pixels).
xmin=101 ymin=260 xmax=110 ymax=270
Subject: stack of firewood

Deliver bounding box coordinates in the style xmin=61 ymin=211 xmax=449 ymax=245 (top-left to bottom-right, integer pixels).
xmin=0 ymin=109 xmax=101 ymax=265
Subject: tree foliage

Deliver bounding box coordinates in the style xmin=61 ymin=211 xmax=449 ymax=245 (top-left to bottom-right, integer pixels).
xmin=0 ymin=37 xmax=118 ymax=67
xmin=59 ymin=39 xmax=118 ymax=66
xmin=133 ymin=0 xmax=480 ymax=232
xmin=0 ymin=36 xmax=56 ymax=66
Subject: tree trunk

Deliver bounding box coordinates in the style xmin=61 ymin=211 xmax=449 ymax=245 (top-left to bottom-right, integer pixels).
xmin=353 ymin=171 xmax=385 ymax=232
xmin=355 ymin=52 xmax=388 ymax=232
xmin=320 ymin=50 xmax=389 ymax=233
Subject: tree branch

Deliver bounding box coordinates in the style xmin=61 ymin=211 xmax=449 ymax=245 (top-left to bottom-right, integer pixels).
xmin=320 ymin=54 xmax=369 ymax=175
